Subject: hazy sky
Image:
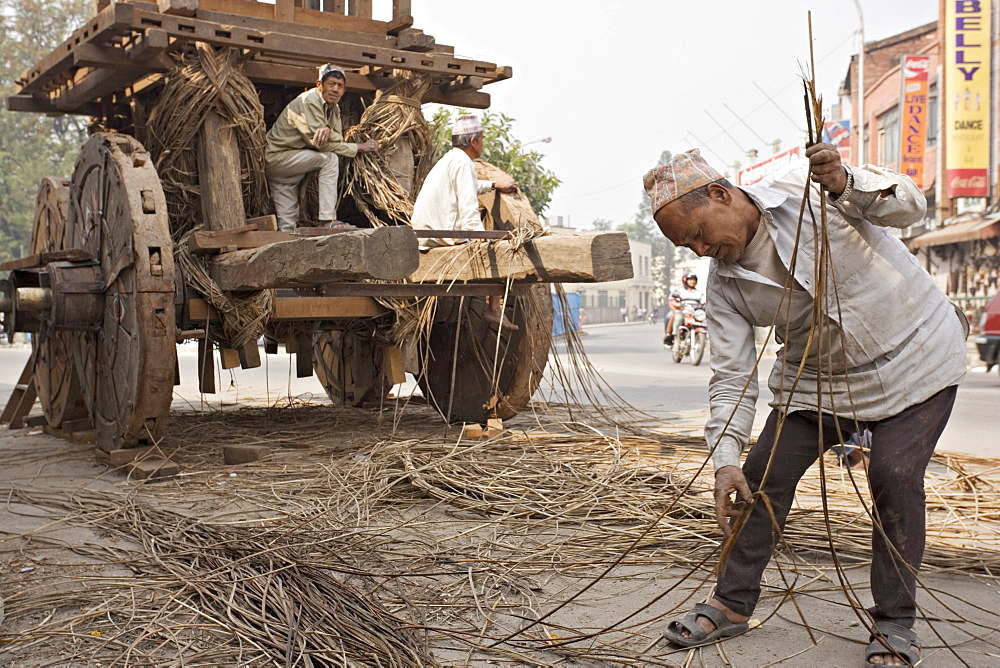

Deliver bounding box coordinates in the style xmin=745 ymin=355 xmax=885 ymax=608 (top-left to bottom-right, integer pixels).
xmin=400 ymin=0 xmax=939 ymax=229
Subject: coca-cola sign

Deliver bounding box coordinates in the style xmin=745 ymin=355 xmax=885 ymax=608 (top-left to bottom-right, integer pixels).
xmin=947 ymin=169 xmax=988 ymax=197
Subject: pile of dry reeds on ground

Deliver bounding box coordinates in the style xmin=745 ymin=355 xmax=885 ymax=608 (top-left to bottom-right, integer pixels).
xmin=1 ymin=404 xmax=998 ymax=666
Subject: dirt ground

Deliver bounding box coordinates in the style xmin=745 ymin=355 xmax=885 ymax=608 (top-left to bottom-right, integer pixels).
xmin=0 ymin=347 xmax=999 ymax=666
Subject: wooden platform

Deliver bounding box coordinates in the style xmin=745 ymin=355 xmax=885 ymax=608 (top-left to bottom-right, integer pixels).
xmin=8 ymin=0 xmax=509 ymax=115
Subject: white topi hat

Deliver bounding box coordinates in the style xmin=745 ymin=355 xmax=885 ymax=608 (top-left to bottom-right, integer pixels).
xmin=452 ymin=114 xmax=483 ymax=136
xmin=318 ymin=63 xmax=346 ymax=82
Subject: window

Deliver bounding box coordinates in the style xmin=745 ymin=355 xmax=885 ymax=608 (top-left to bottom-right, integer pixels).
xmin=927 ymin=84 xmax=938 ymax=146
xmin=877 ymin=106 xmax=900 ymax=168
xmin=598 ymin=291 xmax=608 ymax=308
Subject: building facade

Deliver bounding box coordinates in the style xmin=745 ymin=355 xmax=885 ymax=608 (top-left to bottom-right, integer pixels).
xmin=837 ymin=5 xmax=1000 ymax=327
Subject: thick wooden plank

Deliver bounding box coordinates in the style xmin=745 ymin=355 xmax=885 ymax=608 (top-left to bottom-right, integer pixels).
xmin=209 ymin=226 xmax=419 ymax=290
xmin=188 ymin=296 xmax=386 ymax=321
xmin=386 ymin=14 xmax=413 ymax=36
xmin=319 ymin=282 xmax=521 ymax=297
xmin=190 ymin=229 xmax=290 ymax=253
xmin=295 ymin=332 xmax=313 ymax=377
xmin=6 ymin=95 xmax=100 ymax=116
xmin=94 ymin=445 xmax=157 ymax=467
xmin=126 ymin=457 xmax=181 ymax=479
xmin=189 ymin=226 xmax=508 ymax=254
xmin=241 ymin=59 xmax=489 ymax=106
xmin=195 ymin=5 xmax=390 ymax=44
xmin=131 ymin=8 xmax=504 ymax=82
xmin=409 ymin=232 xmax=634 ymax=284
xmin=0 ymin=249 xmax=93 ymax=271
xmin=197 ymin=335 xmax=216 ymax=393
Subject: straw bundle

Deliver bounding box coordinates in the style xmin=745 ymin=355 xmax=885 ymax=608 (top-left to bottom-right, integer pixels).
xmin=144 ymin=44 xmax=274 ymax=349
xmin=342 ymin=72 xmax=433 ymax=227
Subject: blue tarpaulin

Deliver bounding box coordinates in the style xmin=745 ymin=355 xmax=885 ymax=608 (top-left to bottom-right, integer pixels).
xmin=552 ymin=292 xmax=581 ymax=336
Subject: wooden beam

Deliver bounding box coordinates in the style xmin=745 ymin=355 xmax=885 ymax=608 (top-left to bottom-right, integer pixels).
xmin=408 ymin=232 xmax=634 ymax=284
xmin=129 ymin=8 xmax=505 ymax=82
xmin=387 ymin=14 xmax=414 ymax=36
xmin=158 ymin=0 xmax=199 ymax=17
xmin=195 ymin=5 xmax=388 ymax=44
xmin=6 ymin=95 xmax=98 ymax=116
xmin=17 ymin=2 xmax=136 ymax=95
xmin=394 ymin=28 xmax=433 ymax=51
xmin=190 ymin=226 xmax=508 ymax=254
xmin=188 ymin=296 xmax=387 ymax=321
xmin=56 ymin=29 xmax=171 ymax=111
xmin=209 ymin=226 xmax=420 ymax=290
xmin=438 ymin=75 xmax=483 ymax=95
xmin=0 ymin=249 xmax=93 ymax=272
xmin=318 ymin=282 xmax=523 ymax=297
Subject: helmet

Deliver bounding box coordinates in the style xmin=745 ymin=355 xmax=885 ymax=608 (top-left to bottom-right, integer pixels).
xmin=683 ymin=271 xmax=698 ymax=282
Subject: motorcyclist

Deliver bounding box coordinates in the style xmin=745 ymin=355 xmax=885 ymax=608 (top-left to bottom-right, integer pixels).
xmin=664 ymin=271 xmax=704 ymax=346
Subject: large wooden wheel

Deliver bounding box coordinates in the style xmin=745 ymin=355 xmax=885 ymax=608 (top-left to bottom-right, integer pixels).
xmin=66 ymin=133 xmax=176 ymax=451
xmin=30 ymin=177 xmax=89 ymax=428
xmin=417 ymin=285 xmax=553 ymax=423
xmin=415 ymin=161 xmax=554 ymax=424
xmin=313 ymin=328 xmax=392 ymax=407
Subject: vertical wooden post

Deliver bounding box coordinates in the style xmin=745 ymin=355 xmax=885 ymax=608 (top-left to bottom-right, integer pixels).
xmin=348 ymin=0 xmax=372 ymax=19
xmin=274 ymin=0 xmax=295 ymax=21
xmin=323 ymin=0 xmax=346 ymax=14
xmin=392 ymin=0 xmax=411 ymax=20
xmin=196 ymin=107 xmax=262 ymax=369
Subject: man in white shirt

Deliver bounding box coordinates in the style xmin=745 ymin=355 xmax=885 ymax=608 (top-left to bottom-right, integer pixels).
xmin=411 ymin=114 xmax=518 ymax=329
xmin=647 ymin=145 xmax=967 ymax=667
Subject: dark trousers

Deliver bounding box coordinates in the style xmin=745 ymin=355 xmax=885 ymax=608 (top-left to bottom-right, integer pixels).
xmin=714 ymin=385 xmax=958 ymax=628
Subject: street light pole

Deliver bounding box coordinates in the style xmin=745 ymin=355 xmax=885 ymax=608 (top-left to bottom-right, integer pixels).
xmin=852 ymin=0 xmax=865 ymax=165
xmin=522 ymin=137 xmax=552 ymax=148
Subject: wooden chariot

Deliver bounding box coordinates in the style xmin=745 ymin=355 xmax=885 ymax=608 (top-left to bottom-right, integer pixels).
xmin=0 ymin=0 xmax=632 ymax=460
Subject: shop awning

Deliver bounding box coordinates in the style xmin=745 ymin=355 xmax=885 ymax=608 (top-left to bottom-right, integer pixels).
xmin=906 ymin=214 xmax=1000 ymax=249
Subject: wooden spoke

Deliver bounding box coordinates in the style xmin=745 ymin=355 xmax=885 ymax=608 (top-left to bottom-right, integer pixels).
xmin=66 ymin=133 xmax=176 ymax=451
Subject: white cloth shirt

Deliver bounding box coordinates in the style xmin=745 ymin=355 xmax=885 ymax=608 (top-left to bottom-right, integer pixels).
xmin=705 ymin=161 xmax=968 ymax=471
xmin=410 ymin=148 xmax=493 ymax=248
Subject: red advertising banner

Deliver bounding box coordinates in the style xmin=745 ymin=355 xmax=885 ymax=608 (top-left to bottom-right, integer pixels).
xmin=736 ymin=146 xmax=803 ymax=186
xmin=900 ymin=55 xmax=930 ymax=190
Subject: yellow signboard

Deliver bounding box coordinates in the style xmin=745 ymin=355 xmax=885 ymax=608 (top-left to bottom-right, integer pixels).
xmin=945 ymin=0 xmax=991 ymax=197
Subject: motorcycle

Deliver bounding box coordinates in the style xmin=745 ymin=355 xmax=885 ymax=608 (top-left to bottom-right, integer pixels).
xmin=669 ymin=304 xmax=708 ymax=366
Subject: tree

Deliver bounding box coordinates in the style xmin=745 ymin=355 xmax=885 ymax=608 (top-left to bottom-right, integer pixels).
xmin=634 ymin=149 xmax=677 ymax=304
xmin=591 ymin=218 xmax=613 ymax=231
xmin=0 ymin=0 xmax=91 ymax=261
xmin=428 ymin=107 xmax=560 ymax=215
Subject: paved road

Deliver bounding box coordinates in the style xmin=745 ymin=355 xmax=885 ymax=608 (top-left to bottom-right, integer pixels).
xmin=562 ymin=322 xmax=1000 ymax=459
xmin=2 ymin=325 xmax=997 ymax=457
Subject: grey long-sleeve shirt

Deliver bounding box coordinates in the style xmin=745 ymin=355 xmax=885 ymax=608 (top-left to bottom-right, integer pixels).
xmin=705 ymin=162 xmax=968 ymax=471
